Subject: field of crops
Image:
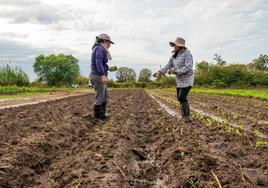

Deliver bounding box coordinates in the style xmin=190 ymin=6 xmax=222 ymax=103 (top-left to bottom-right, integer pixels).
xmin=0 ymin=89 xmax=267 ymax=187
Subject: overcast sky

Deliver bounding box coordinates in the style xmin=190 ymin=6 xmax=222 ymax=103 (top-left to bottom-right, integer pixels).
xmin=0 ymin=0 xmax=267 ymax=80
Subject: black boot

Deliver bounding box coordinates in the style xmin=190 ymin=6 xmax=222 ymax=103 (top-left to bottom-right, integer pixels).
xmin=181 ymin=102 xmax=191 ymax=123
xmin=94 ymin=104 xmax=103 ymax=120
xmin=101 ymin=102 xmax=109 ymax=119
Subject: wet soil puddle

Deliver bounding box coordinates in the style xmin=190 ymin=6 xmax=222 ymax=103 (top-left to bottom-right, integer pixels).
xmin=149 ymin=94 xmax=179 ymax=118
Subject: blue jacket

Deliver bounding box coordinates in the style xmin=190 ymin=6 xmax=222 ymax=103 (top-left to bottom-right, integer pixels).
xmin=91 ymin=44 xmax=109 ymax=76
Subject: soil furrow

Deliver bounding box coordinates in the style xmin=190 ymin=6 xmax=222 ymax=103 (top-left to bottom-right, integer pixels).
xmin=0 ymin=89 xmax=267 ymax=188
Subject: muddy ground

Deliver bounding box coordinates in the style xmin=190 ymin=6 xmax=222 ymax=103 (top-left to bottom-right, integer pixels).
xmin=0 ymin=89 xmax=267 ymax=188
xmin=190 ymin=92 xmax=268 ymax=135
xmin=153 ymin=90 xmax=268 ymax=136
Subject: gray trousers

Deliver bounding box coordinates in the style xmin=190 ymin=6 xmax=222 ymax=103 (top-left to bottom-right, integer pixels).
xmin=89 ymin=74 xmax=109 ymax=105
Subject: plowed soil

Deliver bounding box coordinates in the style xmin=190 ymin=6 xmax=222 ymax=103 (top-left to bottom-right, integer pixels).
xmin=0 ymin=89 xmax=267 ymax=188
xmin=152 ymin=90 xmax=268 ymax=136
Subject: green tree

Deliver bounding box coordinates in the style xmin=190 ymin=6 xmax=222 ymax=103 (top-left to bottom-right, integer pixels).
xmin=138 ymin=68 xmax=152 ymax=82
xmin=116 ymin=67 xmax=136 ymax=82
xmin=194 ymin=61 xmax=212 ymax=85
xmin=33 ymin=54 xmax=80 ymax=86
xmin=249 ymin=54 xmax=268 ymax=71
xmin=213 ymin=54 xmax=226 ymax=66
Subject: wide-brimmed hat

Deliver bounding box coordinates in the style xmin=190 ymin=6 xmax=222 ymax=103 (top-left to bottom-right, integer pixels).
xmin=97 ymin=33 xmax=114 ymax=44
xmin=169 ymin=37 xmax=185 ymax=47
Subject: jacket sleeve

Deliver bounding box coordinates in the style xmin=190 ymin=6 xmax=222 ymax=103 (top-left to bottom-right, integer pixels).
xmin=95 ymin=47 xmax=106 ymax=76
xmin=160 ymin=57 xmax=173 ymax=74
xmin=176 ymin=51 xmax=193 ymax=75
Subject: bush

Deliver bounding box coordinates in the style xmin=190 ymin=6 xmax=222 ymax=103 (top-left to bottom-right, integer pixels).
xmin=30 ymin=79 xmax=47 ymax=87
xmin=0 ymin=64 xmax=29 ymax=86
xmin=155 ymin=76 xmax=176 ymax=87
xmin=108 ymin=79 xmax=118 ymax=88
xmin=134 ymin=82 xmax=147 ymax=88
xmin=248 ymin=71 xmax=268 ymax=86
xmin=195 ymin=62 xmax=268 ymax=88
xmin=75 ymin=75 xmax=89 ymax=85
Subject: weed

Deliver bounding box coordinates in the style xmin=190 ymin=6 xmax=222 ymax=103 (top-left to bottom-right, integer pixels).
xmin=180 ymin=151 xmax=186 ymax=158
xmin=253 ymin=129 xmax=262 ymax=137
xmin=255 ymin=140 xmax=268 ymax=147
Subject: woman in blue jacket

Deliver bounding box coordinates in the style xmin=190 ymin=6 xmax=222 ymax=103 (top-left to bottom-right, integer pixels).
xmin=90 ymin=34 xmax=114 ymax=121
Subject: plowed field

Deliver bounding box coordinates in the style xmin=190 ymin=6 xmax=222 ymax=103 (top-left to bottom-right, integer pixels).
xmin=0 ymin=89 xmax=267 ymax=188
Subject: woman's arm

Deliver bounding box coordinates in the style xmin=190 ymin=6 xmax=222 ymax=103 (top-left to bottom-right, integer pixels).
xmin=159 ymin=57 xmax=174 ymax=74
xmin=176 ymin=51 xmax=193 ymax=75
xmin=95 ymin=47 xmax=106 ymax=76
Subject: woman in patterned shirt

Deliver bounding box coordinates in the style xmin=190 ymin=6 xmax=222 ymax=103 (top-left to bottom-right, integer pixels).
xmin=154 ymin=37 xmax=194 ymax=123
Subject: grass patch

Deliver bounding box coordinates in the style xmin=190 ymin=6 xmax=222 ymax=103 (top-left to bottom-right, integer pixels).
xmin=150 ymin=88 xmax=268 ymax=99
xmin=0 ymin=92 xmax=50 ymax=99
xmin=0 ymin=86 xmax=91 ymax=96
xmin=191 ymin=88 xmax=268 ymax=99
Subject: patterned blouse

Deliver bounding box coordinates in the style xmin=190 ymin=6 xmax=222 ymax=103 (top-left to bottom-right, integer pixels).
xmin=160 ymin=50 xmax=194 ymax=88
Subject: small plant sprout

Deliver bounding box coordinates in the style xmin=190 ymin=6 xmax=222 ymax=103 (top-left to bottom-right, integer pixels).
xmin=206 ymin=118 xmax=213 ymax=127
xmin=253 ymin=129 xmax=262 ymax=137
xmin=255 ymin=140 xmax=268 ymax=147
xmin=235 ymin=129 xmax=242 ymax=136
xmin=180 ymin=151 xmax=186 ymax=158
xmin=231 ymin=112 xmax=238 ymax=119
xmin=187 ymin=179 xmax=198 ymax=188
xmin=165 ymin=127 xmax=171 ymax=132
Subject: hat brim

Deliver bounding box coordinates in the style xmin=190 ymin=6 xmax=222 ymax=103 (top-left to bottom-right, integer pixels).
xmin=106 ymin=40 xmax=114 ymax=44
xmin=169 ymin=42 xmax=185 ymax=47
xmin=169 ymin=42 xmax=176 ymax=47
xmin=96 ymin=36 xmax=114 ymax=44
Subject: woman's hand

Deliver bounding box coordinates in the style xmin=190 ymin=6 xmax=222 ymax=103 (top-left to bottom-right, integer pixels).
xmin=167 ymin=68 xmax=177 ymax=75
xmin=101 ymin=75 xmax=109 ymax=85
xmin=153 ymin=71 xmax=162 ymax=78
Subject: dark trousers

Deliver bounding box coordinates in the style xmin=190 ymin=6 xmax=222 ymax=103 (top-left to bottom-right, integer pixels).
xmin=176 ymin=86 xmax=191 ymax=117
xmin=89 ymin=73 xmax=109 ymax=119
xmin=89 ymin=73 xmax=109 ymax=105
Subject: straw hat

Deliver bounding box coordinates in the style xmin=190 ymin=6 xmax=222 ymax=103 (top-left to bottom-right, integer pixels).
xmin=169 ymin=37 xmax=185 ymax=47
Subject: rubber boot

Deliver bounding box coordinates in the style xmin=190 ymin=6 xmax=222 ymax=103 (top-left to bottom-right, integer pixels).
xmin=181 ymin=102 xmax=191 ymax=123
xmin=94 ymin=104 xmax=104 ymax=121
xmin=101 ymin=102 xmax=109 ymax=120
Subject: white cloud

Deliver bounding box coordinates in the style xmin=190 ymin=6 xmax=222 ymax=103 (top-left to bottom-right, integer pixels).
xmin=0 ymin=0 xmax=267 ymax=80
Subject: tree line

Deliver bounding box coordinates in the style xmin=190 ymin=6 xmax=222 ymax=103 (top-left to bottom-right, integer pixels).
xmin=0 ymin=53 xmax=267 ymax=88
xmin=194 ymin=54 xmax=268 ymax=87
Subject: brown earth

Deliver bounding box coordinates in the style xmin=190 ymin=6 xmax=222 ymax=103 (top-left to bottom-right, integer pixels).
xmin=0 ymin=89 xmax=267 ymax=188
xmin=153 ymin=90 xmax=268 ymax=136
xmin=189 ymin=92 xmax=268 ymax=135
